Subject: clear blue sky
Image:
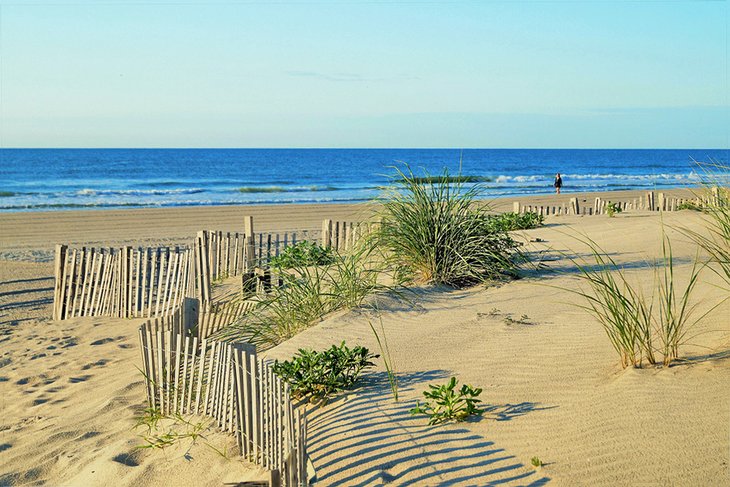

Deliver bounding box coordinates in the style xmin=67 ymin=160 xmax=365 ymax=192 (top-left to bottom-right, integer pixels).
xmin=0 ymin=0 xmax=727 ymax=148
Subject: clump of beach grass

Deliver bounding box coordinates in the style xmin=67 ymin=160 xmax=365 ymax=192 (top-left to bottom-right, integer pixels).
xmin=681 ymin=159 xmax=730 ymax=288
xmin=371 ymin=165 xmax=521 ymax=287
xmin=569 ymin=232 xmax=708 ymax=368
xmin=218 ymin=244 xmax=391 ymax=348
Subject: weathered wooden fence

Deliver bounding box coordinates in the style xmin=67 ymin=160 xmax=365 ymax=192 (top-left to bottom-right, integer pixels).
xmin=197 ymin=230 xmax=250 ymax=281
xmin=200 ymin=216 xmax=313 ymax=274
xmin=53 ymin=244 xmax=198 ymax=321
xmin=321 ymin=219 xmax=371 ymax=252
xmin=513 ymin=190 xmax=723 ymax=217
xmin=138 ymin=302 xmax=308 ymax=486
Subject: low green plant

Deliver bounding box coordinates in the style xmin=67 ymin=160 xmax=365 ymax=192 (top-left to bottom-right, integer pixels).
xmin=606 ymin=202 xmax=622 ymax=217
xmin=677 ymin=201 xmax=702 ymax=212
xmin=270 ymin=240 xmax=336 ymax=269
xmin=272 ymin=342 xmax=378 ymax=402
xmin=502 ymin=314 xmax=532 ymax=325
xmin=133 ymin=407 xmax=227 ymax=457
xmin=486 ymin=211 xmax=544 ymax=231
xmin=372 ymin=165 xmax=522 ymax=287
xmin=410 ymin=377 xmax=484 ymax=425
xmin=531 ymin=456 xmax=543 ymax=468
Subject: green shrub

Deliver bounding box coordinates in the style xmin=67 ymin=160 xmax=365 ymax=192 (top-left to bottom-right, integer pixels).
xmin=486 ymin=211 xmax=544 ymax=231
xmin=409 ymin=377 xmax=484 ymax=425
xmin=606 ymin=202 xmax=622 ymax=217
xmin=677 ymin=201 xmax=702 ymax=212
xmin=272 ymin=342 xmax=378 ymax=401
xmin=269 ymin=240 xmax=336 ymax=269
xmin=372 ymin=165 xmax=522 ymax=287
xmin=531 ymin=457 xmax=543 ymax=468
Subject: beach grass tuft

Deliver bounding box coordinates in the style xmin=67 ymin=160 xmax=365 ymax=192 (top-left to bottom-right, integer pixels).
xmin=372 ymin=165 xmax=521 ymax=287
xmin=681 ymin=160 xmax=730 ymax=288
xmin=568 ymin=232 xmax=707 ymax=368
xmin=219 ymin=244 xmax=391 ymax=348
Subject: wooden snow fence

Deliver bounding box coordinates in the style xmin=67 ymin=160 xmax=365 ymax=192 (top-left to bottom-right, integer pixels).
xmin=253 ymin=232 xmax=303 ymax=268
xmin=138 ymin=302 xmax=309 ymax=486
xmin=197 ymin=230 xmax=251 ymax=282
xmin=53 ymin=244 xmax=198 ymax=321
xmin=512 ymin=189 xmax=724 ymax=218
xmin=321 ymin=219 xmax=371 ymax=252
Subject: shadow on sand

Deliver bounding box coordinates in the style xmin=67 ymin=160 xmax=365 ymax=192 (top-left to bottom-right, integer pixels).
xmin=305 ymin=370 xmax=552 ymax=486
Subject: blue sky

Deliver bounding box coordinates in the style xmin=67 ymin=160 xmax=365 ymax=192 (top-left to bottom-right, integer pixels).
xmin=0 ymin=0 xmax=727 ymax=148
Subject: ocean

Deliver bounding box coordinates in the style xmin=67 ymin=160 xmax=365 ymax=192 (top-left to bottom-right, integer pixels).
xmin=0 ymin=148 xmax=726 ymax=212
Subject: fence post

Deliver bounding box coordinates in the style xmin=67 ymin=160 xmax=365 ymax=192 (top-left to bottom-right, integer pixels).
xmin=711 ymin=186 xmax=721 ymax=206
xmin=569 ymin=198 xmax=579 ymax=215
xmin=53 ymin=244 xmax=68 ymax=321
xmin=322 ymin=219 xmax=332 ymax=248
xmin=646 ymin=191 xmax=655 ymax=211
xmin=269 ymin=469 xmax=281 ymax=487
xmin=512 ymin=202 xmax=520 ymax=214
xmin=182 ymin=297 xmax=199 ymax=336
xmin=196 ymin=231 xmax=212 ymax=305
xmin=241 ymin=216 xmax=257 ymax=298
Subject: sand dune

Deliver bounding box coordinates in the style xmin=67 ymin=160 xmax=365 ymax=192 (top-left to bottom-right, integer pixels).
xmin=263 ymin=212 xmax=730 ymax=485
xmin=1 ymin=195 xmax=728 ymax=486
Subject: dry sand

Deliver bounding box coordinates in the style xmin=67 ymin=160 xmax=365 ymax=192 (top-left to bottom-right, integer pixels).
xmin=1 ymin=189 xmax=728 ymax=486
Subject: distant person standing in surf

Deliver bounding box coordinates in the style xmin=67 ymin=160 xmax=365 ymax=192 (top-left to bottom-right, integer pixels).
xmin=554 ymin=173 xmax=563 ymax=194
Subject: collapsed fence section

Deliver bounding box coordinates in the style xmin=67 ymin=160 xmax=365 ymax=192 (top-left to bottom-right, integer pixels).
xmin=53 ymin=244 xmax=199 ymax=321
xmin=138 ymin=306 xmax=308 ymax=486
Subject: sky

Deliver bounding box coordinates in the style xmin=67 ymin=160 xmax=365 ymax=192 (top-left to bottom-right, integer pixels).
xmin=0 ymin=0 xmax=727 ymax=148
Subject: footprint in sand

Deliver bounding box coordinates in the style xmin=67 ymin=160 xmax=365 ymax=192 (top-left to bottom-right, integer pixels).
xmin=82 ymin=359 xmax=109 ymax=370
xmin=112 ymin=452 xmax=142 ymax=467
xmin=68 ymin=375 xmax=92 ymax=384
xmin=0 ymin=443 xmax=11 ymax=452
xmin=90 ymin=337 xmax=115 ymax=346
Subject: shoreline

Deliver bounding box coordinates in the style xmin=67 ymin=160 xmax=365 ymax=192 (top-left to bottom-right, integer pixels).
xmin=0 ymin=187 xmax=700 ymax=260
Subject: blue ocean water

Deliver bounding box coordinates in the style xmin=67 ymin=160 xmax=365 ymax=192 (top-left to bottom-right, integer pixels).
xmin=0 ymin=148 xmax=726 ymax=212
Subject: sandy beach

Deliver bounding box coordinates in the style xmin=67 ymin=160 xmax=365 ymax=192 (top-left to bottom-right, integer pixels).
xmin=1 ymin=188 xmax=728 ymax=486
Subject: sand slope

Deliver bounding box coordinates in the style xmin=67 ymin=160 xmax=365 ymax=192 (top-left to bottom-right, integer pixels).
xmin=264 ymin=212 xmax=730 ymax=486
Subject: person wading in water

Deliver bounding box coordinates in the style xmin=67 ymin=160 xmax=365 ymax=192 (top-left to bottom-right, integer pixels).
xmin=554 ymin=173 xmax=563 ymax=194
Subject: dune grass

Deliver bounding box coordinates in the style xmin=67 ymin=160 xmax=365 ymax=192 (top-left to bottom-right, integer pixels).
xmin=372 ymin=165 xmax=521 ymax=287
xmin=569 ymin=232 xmax=707 ymax=368
xmin=681 ymin=160 xmax=730 ymax=288
xmin=218 ymin=244 xmax=391 ymax=348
